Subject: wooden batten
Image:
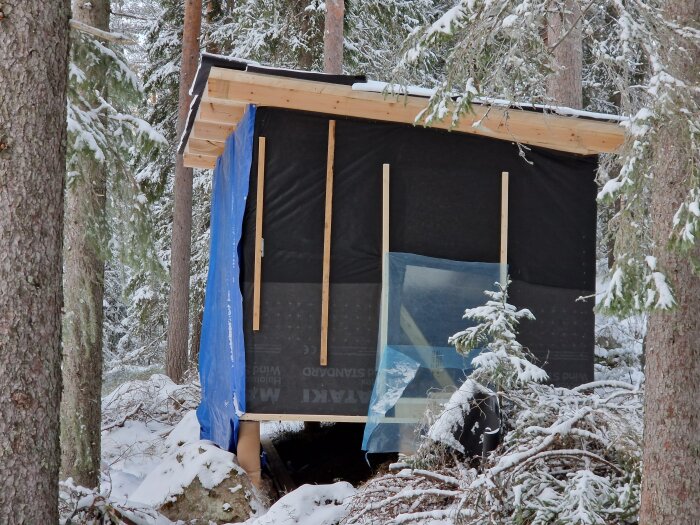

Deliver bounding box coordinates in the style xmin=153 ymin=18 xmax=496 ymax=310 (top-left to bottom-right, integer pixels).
xmin=252 ymin=137 xmax=266 ymax=331
xmin=239 ymin=413 xmax=368 ymax=423
xmin=320 ymin=120 xmax=336 ymax=367
xmin=201 ymin=67 xmax=625 ymax=156
xmin=500 ymin=171 xmax=509 ymax=287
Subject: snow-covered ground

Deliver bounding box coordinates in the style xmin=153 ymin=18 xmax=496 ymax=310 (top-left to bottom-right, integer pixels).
xmin=59 ymin=374 xmax=355 ymax=524
xmin=59 ymin=266 xmax=644 ymax=524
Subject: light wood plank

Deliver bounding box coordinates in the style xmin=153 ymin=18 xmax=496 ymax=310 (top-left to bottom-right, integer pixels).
xmin=253 ymin=137 xmax=266 ymax=331
xmin=190 ymin=121 xmax=235 ymax=142
xmin=379 ymin=164 xmax=390 ymax=357
xmin=188 ymin=138 xmax=225 ymax=156
xmin=203 ymin=68 xmax=625 ymax=155
xmin=500 ymin=171 xmax=509 ymax=286
xmin=320 ymin=121 xmax=336 ymax=367
xmin=382 ymin=164 xmax=390 ymax=267
xmin=183 ymin=152 xmax=217 ymax=169
xmin=239 ymin=413 xmax=368 ymax=423
xmin=198 ymin=99 xmax=246 ymax=125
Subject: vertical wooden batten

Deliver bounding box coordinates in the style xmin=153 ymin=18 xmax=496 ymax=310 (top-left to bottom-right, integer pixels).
xmin=380 ymin=164 xmax=390 ymax=355
xmin=252 ymin=137 xmax=266 ymax=331
xmin=500 ymin=171 xmax=509 ymax=287
xmin=382 ymin=164 xmax=390 ymax=271
xmin=320 ymin=120 xmax=336 ymax=366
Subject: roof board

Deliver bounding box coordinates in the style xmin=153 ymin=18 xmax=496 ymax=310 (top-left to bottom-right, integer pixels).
xmin=181 ymin=53 xmax=626 ymax=169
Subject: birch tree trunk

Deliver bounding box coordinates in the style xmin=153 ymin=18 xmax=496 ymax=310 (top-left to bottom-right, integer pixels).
xmin=0 ymin=1 xmax=70 ymax=522
xmin=60 ymin=0 xmax=110 ymax=488
xmin=166 ymin=0 xmax=202 ymax=383
xmin=546 ymin=0 xmax=583 ymax=109
xmin=323 ymin=0 xmax=344 ymax=74
xmin=640 ymin=1 xmax=700 ymax=521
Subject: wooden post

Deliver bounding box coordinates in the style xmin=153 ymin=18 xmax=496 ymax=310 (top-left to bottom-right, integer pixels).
xmin=500 ymin=171 xmax=509 ymax=287
xmin=253 ymin=137 xmax=266 ymax=331
xmin=237 ymin=421 xmax=261 ymax=488
xmin=320 ymin=121 xmax=336 ymax=366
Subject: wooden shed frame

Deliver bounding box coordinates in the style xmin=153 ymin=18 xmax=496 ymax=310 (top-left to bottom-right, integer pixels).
xmin=181 ymin=54 xmax=627 ymax=485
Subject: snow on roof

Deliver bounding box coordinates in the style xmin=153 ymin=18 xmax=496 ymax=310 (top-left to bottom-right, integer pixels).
xmin=352 ymin=80 xmax=628 ymax=123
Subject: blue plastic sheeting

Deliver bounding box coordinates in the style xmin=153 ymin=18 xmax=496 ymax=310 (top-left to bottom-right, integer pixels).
xmin=362 ymin=253 xmax=503 ymax=454
xmin=197 ymin=105 xmax=256 ymax=452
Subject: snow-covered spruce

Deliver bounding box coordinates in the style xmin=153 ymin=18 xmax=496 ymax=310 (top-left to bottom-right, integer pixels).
xmin=347 ymin=282 xmax=642 ymax=525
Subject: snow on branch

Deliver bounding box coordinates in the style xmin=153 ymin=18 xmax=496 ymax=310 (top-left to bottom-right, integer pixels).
xmin=70 ymin=19 xmax=137 ymax=45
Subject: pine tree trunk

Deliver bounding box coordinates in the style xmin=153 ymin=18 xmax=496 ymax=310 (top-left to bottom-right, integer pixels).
xmin=640 ymin=1 xmax=700 ymax=521
xmin=546 ymin=0 xmax=583 ymax=108
xmin=297 ymin=8 xmax=314 ymax=69
xmin=323 ymin=0 xmax=344 ymax=74
xmin=0 ymin=2 xmax=70 ymax=522
xmin=166 ymin=0 xmax=202 ymax=383
xmin=190 ymin=307 xmax=204 ymax=367
xmin=60 ymin=0 xmax=110 ymax=490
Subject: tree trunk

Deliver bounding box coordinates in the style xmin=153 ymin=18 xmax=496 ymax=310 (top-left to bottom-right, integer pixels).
xmin=0 ymin=2 xmax=70 ymax=522
xmin=296 ymin=0 xmax=314 ymax=70
xmin=190 ymin=307 xmax=204 ymax=367
xmin=640 ymin=1 xmax=700 ymax=522
xmin=546 ymin=0 xmax=583 ymax=108
xmin=59 ymin=0 xmax=110 ymax=490
xmin=166 ymin=0 xmax=202 ymax=383
xmin=323 ymin=0 xmax=344 ymax=74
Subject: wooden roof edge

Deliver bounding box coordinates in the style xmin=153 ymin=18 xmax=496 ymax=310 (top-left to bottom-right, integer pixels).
xmin=204 ymin=67 xmax=625 ymax=156
xmin=182 ymin=66 xmax=627 ymax=167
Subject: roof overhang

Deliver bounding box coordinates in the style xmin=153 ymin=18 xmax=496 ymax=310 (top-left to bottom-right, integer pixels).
xmin=181 ymin=55 xmax=626 ymax=169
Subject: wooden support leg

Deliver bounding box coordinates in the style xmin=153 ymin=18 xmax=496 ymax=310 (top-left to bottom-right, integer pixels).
xmin=238 ymin=421 xmax=261 ymax=488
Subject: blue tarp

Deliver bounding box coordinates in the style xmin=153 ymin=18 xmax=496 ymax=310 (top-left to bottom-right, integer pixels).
xmin=197 ymin=106 xmax=256 ymax=452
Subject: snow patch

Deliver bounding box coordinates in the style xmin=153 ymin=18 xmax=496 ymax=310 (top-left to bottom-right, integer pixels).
xmin=131 ymin=440 xmax=246 ymax=507
xmin=242 ymin=482 xmax=355 ymax=525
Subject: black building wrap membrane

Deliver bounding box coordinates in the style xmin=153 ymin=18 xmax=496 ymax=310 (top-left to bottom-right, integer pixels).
xmin=240 ymin=108 xmax=598 ymax=415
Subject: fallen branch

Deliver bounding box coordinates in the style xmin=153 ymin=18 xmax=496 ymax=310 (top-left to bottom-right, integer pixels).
xmin=101 ymin=402 xmax=143 ymax=431
xmin=69 ymin=19 xmax=137 ymax=45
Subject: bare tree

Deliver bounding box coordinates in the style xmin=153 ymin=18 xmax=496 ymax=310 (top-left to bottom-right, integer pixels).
xmin=166 ymin=0 xmax=203 ymax=383
xmin=0 ymin=1 xmax=70 ymax=522
xmin=323 ymin=0 xmax=344 ymax=74
xmin=640 ymin=1 xmax=700 ymax=522
xmin=60 ymin=0 xmax=111 ymax=489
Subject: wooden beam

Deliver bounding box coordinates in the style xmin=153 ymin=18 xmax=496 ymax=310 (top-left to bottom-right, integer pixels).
xmin=500 ymin=171 xmax=509 ymax=287
xmin=320 ymin=121 xmax=336 ymax=366
xmin=204 ymin=68 xmax=625 ymax=155
xmin=188 ymin=138 xmax=225 ymax=156
xmin=253 ymin=137 xmax=266 ymax=331
xmin=190 ymin=121 xmax=235 ymax=142
xmin=239 ymin=413 xmax=368 ymax=423
xmin=198 ymin=100 xmax=246 ymax=125
xmin=261 ymin=437 xmax=296 ymax=493
xmin=183 ymin=152 xmax=217 ymax=169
